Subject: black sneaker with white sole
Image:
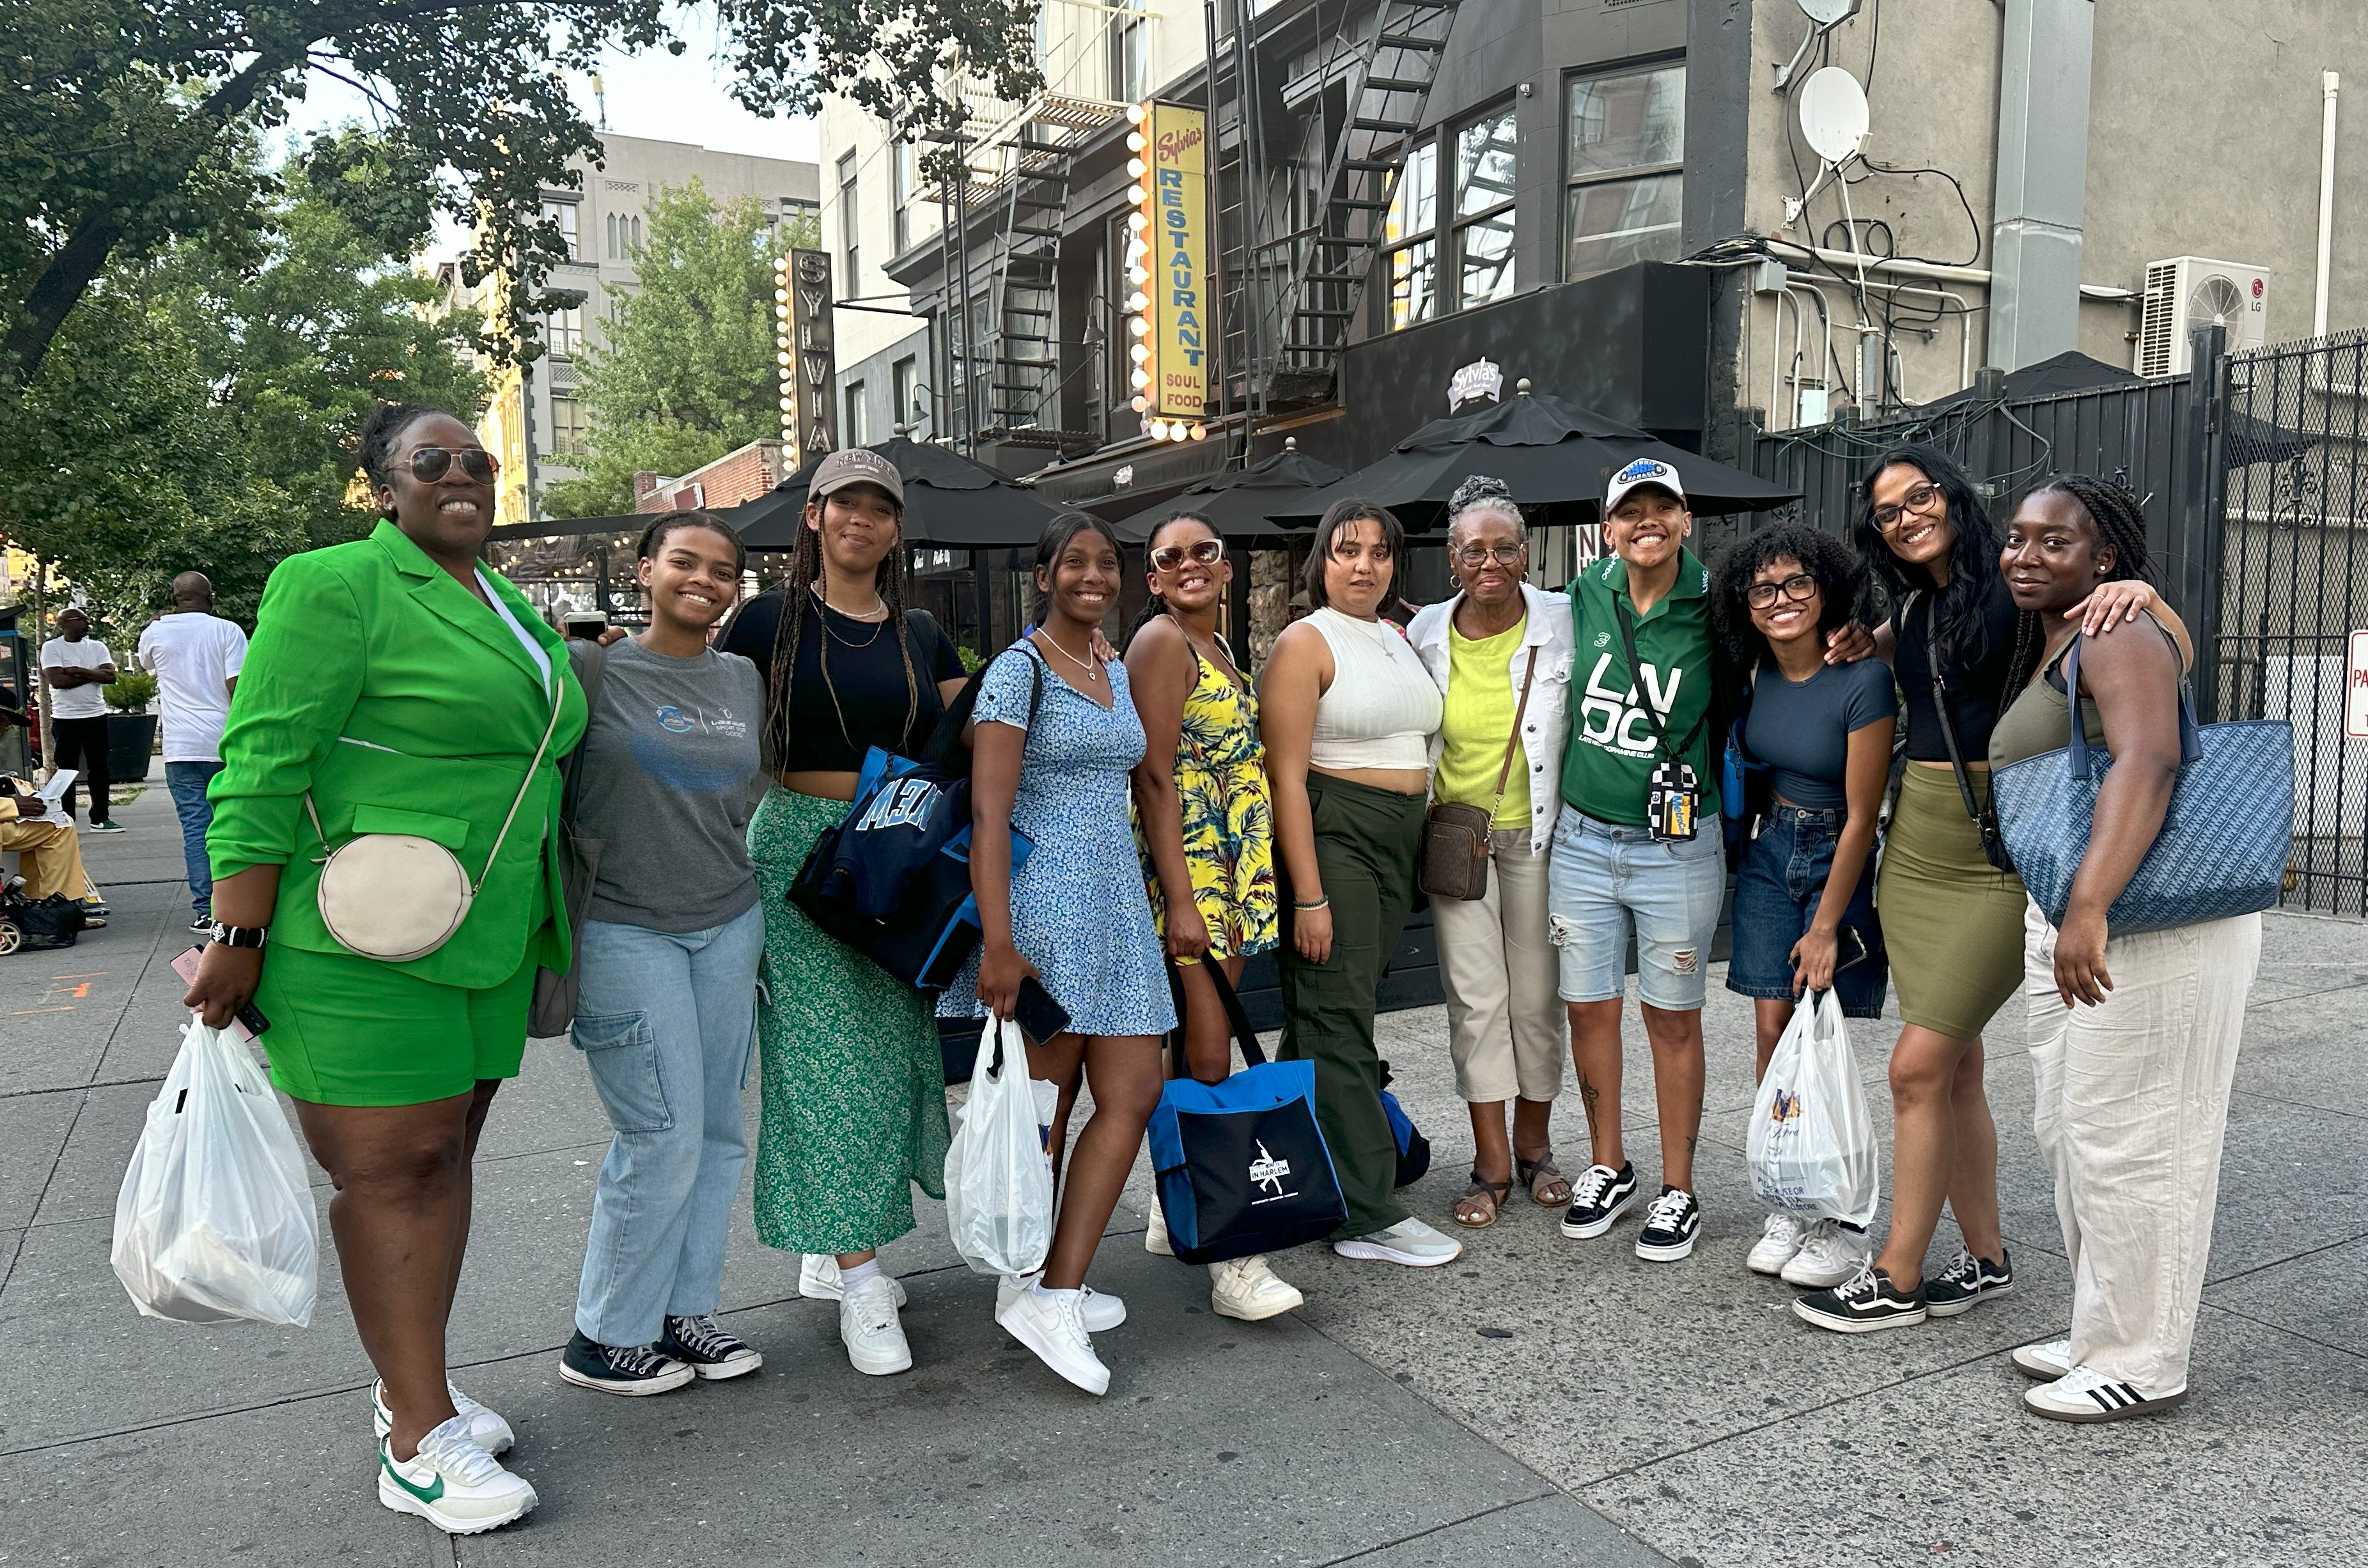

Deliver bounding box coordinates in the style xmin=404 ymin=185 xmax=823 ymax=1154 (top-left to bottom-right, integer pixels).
xmin=660 ymin=1314 xmax=763 ymax=1380
xmin=557 ymin=1330 xmax=696 ymax=1395
xmin=1633 ymin=1186 xmax=1701 ymax=1262
xmin=1793 ymin=1264 xmax=1929 ymax=1333
xmin=1922 ymin=1246 xmax=2012 ymax=1317
xmin=1558 ymin=1161 xmax=1639 ymax=1239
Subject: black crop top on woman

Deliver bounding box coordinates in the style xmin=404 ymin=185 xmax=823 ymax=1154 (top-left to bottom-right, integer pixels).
xmin=720 ymin=589 xmax=967 ymax=772
xmin=1893 ymin=571 xmax=2021 ymax=762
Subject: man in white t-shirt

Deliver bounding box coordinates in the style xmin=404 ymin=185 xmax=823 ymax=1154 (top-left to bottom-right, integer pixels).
xmin=40 ymin=606 xmax=120 ymax=832
xmin=136 ymin=573 xmax=247 ymax=930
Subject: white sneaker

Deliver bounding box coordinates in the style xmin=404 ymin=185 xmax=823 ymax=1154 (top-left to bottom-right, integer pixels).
xmin=1332 ymin=1216 xmax=1462 ymax=1267
xmin=1210 ymin=1254 xmax=1304 ymax=1321
xmin=839 ymin=1274 xmax=913 ymax=1376
xmin=800 ymin=1254 xmax=907 ymax=1307
xmin=2011 ymin=1338 xmax=2075 ymax=1381
xmin=1781 ymin=1221 xmax=1873 ymax=1288
xmin=995 ymin=1283 xmax=1110 ymax=1396
xmin=1746 ymin=1213 xmax=1810 ymax=1277
xmin=2023 ymin=1365 xmax=2189 ymax=1423
xmin=377 ymin=1415 xmax=538 ymax=1535
xmin=997 ymin=1274 xmax=1126 ymax=1332
xmin=1144 ymin=1199 xmax=1174 ymax=1256
xmin=371 ymin=1379 xmax=513 ymax=1456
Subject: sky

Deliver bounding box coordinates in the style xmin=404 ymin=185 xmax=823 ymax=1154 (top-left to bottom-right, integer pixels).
xmin=281 ymin=4 xmax=819 ymax=263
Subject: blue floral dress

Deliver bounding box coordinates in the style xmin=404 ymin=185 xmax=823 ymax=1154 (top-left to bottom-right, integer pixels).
xmin=939 ymin=641 xmax=1177 ymax=1038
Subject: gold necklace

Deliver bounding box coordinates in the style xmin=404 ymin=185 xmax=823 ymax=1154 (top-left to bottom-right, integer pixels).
xmin=811 ymin=586 xmax=886 ymax=648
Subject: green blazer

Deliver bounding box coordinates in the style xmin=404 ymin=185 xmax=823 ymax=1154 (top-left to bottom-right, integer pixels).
xmin=209 ymin=521 xmax=589 ymax=990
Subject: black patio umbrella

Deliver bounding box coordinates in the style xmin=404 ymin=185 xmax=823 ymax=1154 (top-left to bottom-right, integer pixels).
xmin=1265 ymin=380 xmax=1798 ymax=531
xmin=736 ymin=435 xmax=1064 ymax=550
xmin=1111 ymin=437 xmax=1347 ymax=544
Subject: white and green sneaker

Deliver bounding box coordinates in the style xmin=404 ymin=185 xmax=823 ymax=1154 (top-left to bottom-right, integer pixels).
xmin=377 ymin=1415 xmax=537 ymax=1535
xmin=371 ymin=1379 xmax=513 ymax=1455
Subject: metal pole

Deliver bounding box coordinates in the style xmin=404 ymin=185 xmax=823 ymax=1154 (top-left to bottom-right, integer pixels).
xmin=29 ymin=557 xmax=51 ymax=779
xmin=1203 ymin=0 xmax=1238 ymax=457
xmin=951 ymin=105 xmax=976 ymax=454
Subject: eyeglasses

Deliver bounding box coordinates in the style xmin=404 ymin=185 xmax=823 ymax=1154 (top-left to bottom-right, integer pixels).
xmin=1871 ymin=481 xmax=1942 ymax=531
xmin=404 ymin=446 xmax=499 ymax=485
xmin=1453 ymin=542 xmax=1525 ymax=570
xmin=1745 ymin=572 xmax=1819 ymax=610
xmin=1150 ymin=538 xmax=1225 ymax=573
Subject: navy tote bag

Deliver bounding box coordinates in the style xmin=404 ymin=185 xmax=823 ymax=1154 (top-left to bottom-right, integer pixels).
xmin=1147 ymin=965 xmax=1346 ymax=1265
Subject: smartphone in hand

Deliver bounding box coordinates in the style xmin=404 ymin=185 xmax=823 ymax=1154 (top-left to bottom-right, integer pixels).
xmin=169 ymin=946 xmax=271 ymax=1041
xmin=1015 ymin=976 xmax=1070 ymax=1044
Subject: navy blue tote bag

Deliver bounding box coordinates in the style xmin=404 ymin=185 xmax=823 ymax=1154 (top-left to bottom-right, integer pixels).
xmin=1148 ymin=964 xmax=1347 ymax=1264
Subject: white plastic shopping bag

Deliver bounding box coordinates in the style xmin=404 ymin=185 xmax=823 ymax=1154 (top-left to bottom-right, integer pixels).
xmin=1747 ymin=990 xmax=1878 ymax=1228
xmin=111 ymin=1016 xmax=318 ymax=1326
xmin=943 ymin=1018 xmax=1055 ymax=1278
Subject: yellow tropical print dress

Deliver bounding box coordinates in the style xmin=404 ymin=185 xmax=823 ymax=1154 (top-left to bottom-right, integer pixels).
xmin=1139 ymin=640 xmax=1280 ymax=960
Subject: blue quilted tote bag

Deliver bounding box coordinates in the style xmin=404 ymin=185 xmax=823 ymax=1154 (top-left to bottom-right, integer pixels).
xmin=1991 ymin=635 xmax=2293 ymax=936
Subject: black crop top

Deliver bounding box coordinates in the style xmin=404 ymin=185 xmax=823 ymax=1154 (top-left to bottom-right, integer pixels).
xmin=1894 ymin=573 xmax=2021 ymax=762
xmin=719 ymin=589 xmax=967 ymax=772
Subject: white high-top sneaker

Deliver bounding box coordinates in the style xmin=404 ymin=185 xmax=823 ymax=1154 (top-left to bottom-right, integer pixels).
xmin=1210 ymin=1254 xmax=1304 ymax=1321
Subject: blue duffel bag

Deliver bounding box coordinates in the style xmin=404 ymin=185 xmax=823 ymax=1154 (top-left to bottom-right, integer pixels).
xmin=1148 ymin=964 xmax=1346 ymax=1264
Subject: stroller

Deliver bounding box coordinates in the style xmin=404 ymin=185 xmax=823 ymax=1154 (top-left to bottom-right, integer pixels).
xmin=0 ymin=872 xmax=86 ymax=954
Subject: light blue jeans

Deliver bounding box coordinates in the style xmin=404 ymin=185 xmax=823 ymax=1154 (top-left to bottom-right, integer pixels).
xmin=166 ymin=761 xmax=223 ymax=915
xmin=572 ymin=903 xmax=765 ymax=1347
xmin=1546 ymin=805 xmax=1727 ymax=1011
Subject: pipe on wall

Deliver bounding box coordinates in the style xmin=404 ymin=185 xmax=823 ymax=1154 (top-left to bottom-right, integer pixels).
xmin=2316 ymin=70 xmax=2341 ymax=339
xmin=1989 ymin=0 xmax=2093 ymax=371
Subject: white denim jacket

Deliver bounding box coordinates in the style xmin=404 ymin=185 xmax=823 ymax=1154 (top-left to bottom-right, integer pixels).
xmin=1406 ymin=582 xmax=1576 ymax=854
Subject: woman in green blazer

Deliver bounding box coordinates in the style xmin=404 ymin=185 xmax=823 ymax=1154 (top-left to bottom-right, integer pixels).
xmin=185 ymin=403 xmax=584 ymax=1537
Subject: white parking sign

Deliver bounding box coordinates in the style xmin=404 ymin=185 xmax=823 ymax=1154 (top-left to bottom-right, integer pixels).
xmin=2349 ymin=630 xmax=2368 ymax=739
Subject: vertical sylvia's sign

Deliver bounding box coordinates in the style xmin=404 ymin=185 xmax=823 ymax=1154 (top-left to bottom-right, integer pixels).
xmin=1149 ymin=103 xmax=1210 ymax=421
xmin=776 ymin=248 xmax=838 ymax=466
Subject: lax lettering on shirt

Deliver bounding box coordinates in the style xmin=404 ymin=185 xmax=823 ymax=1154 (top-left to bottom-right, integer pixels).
xmin=1577 ymin=651 xmax=1684 ymax=757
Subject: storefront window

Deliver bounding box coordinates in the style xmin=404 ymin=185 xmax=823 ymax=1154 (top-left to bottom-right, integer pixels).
xmin=1564 ymin=62 xmax=1686 ymax=279
xmin=1453 ymin=108 xmax=1518 ymax=308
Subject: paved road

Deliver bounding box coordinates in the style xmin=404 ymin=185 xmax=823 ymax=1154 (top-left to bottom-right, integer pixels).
xmin=3 ymin=788 xmax=2362 ymax=1566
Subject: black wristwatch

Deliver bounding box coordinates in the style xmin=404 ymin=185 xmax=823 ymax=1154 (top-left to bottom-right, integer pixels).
xmin=208 ymin=922 xmax=268 ymax=950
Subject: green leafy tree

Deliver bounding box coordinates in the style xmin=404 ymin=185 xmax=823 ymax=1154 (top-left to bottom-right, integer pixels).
xmin=543 ymin=184 xmax=814 ymax=518
xmin=0 ymin=1 xmax=1041 ymax=400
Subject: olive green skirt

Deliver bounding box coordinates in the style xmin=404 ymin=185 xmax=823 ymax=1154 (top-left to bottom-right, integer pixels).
xmin=1876 ymin=765 xmax=2029 ymax=1040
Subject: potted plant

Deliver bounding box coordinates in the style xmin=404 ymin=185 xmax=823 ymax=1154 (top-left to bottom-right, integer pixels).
xmin=103 ymin=668 xmax=159 ymax=785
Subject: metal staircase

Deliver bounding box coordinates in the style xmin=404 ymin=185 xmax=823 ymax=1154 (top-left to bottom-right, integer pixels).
xmin=1214 ymin=0 xmax=1463 ymax=412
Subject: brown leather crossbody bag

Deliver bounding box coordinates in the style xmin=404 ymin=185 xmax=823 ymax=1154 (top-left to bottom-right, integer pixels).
xmin=1419 ymin=646 xmax=1537 ymax=901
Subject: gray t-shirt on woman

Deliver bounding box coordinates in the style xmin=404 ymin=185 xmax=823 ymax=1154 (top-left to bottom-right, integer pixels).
xmin=572 ymin=638 xmax=765 ymax=933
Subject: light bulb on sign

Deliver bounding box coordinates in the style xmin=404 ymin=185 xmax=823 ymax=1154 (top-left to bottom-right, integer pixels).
xmin=1127 ymin=268 xmax=1149 ymax=287
xmin=1189 ymin=424 xmax=1206 ymax=440
xmin=1125 ymin=131 xmax=1145 ymax=153
xmin=1148 ymin=419 xmax=1169 ymax=440
xmin=774 ymin=288 xmax=789 ymax=303
xmin=1126 ymin=292 xmax=1148 ymax=313
xmin=1126 ymin=158 xmax=1146 ymax=180
xmin=1130 ymin=367 xmax=1151 ymax=389
xmin=1127 ymin=185 xmax=1148 ymax=207
xmin=780 ymin=396 xmax=795 ymax=411
xmin=1131 ymin=395 xmax=1149 ymax=412
xmin=1126 ymin=102 xmax=1147 ymax=124
xmin=1129 ymin=342 xmax=1150 ymax=363
xmin=1126 ymin=211 xmax=1148 ymax=231
xmin=777 ymin=351 xmax=792 ymax=366
xmin=1127 ymin=316 xmax=1149 ymax=337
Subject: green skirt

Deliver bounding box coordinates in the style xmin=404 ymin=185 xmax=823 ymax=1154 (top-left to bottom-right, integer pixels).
xmin=1876 ymin=765 xmax=2029 ymax=1040
xmin=748 ymin=786 xmax=950 ymax=1256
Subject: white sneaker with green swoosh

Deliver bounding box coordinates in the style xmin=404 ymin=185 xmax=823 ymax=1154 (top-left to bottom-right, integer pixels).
xmin=371 ymin=1379 xmax=513 ymax=1455
xmin=377 ymin=1414 xmax=537 ymax=1534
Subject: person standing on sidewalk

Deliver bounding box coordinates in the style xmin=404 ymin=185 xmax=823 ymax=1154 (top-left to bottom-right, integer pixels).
xmin=183 ymin=402 xmax=578 ymax=1535
xmin=560 ymin=513 xmax=768 ymax=1398
xmin=1126 ymin=509 xmax=1300 ymax=1322
xmin=137 ymin=573 xmax=247 ymax=932
xmin=1406 ymin=477 xmax=1575 ymax=1231
xmin=1261 ymin=499 xmax=1460 ymax=1270
xmin=41 ymin=606 xmax=121 ymax=833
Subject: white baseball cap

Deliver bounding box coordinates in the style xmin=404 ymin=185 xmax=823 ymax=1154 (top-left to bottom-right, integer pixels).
xmin=1603 ymin=456 xmax=1686 ymax=513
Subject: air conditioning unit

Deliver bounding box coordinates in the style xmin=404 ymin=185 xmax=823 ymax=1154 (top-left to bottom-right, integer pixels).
xmin=2137 ymin=256 xmax=2270 ymax=377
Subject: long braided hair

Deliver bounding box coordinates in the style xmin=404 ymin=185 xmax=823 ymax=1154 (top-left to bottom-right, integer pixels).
xmin=761 ymin=488 xmax=919 ymax=766
xmin=2001 ymin=472 xmax=2158 ymax=695
xmin=1125 ymin=507 xmax=1219 ymax=649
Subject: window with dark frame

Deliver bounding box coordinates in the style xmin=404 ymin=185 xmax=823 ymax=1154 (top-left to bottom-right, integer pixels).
xmin=1563 ymin=60 xmax=1686 ymax=280
xmin=547 ymin=395 xmax=586 ymax=456
xmin=1378 ymin=101 xmax=1518 ymax=331
xmin=1383 ymin=139 xmax=1438 ymax=330
xmin=541 ymin=198 xmax=580 ymax=261
xmin=1107 ymin=0 xmax=1148 ymax=104
xmin=837 ymin=150 xmax=860 ymax=291
xmin=845 ymin=380 xmax=869 ymax=446
xmin=891 ymin=141 xmax=915 ymax=253
xmin=545 ymin=306 xmax=584 ymax=358
xmin=892 ymin=356 xmax=919 ymax=432
xmin=1453 ymin=106 xmax=1518 ymax=309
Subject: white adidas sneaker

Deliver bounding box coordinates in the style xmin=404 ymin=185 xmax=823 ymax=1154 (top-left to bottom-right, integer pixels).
xmin=2011 ymin=1339 xmax=2074 ymax=1381
xmin=2023 ymin=1365 xmax=2188 ymax=1423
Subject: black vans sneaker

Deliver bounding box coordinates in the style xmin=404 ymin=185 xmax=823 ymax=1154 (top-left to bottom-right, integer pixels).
xmin=1794 ymin=1264 xmax=1928 ymax=1334
xmin=1559 ymin=1161 xmax=1639 ymax=1239
xmin=1633 ymin=1186 xmax=1702 ymax=1262
xmin=1922 ymin=1247 xmax=2013 ymax=1317
xmin=557 ymin=1330 xmax=696 ymax=1395
xmin=660 ymin=1314 xmax=763 ymax=1381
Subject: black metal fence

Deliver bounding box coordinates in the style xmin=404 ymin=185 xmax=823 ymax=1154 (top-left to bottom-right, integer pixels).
xmin=1740 ymin=325 xmax=2368 ymax=919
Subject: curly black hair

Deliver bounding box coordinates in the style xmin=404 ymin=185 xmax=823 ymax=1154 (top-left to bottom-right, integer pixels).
xmin=355 ymin=401 xmax=446 ymax=518
xmin=1710 ymin=522 xmax=1871 ymax=672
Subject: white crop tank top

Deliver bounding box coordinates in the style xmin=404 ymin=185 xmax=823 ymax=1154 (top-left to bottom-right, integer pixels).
xmin=1307 ymin=606 xmax=1442 ymax=770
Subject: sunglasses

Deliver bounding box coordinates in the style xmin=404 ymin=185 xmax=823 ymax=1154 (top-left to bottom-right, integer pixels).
xmin=403 ymin=446 xmax=500 ymax=485
xmin=1871 ymin=481 xmax=1941 ymax=531
xmin=1745 ymin=572 xmax=1819 ymax=609
xmin=1150 ymin=538 xmax=1226 ymax=573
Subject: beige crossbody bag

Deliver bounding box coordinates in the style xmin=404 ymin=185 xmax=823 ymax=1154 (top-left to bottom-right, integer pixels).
xmin=305 ymin=687 xmax=565 ymax=963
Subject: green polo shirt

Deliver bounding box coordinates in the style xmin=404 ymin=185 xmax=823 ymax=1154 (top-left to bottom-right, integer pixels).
xmin=1559 ymin=548 xmax=1722 ymax=826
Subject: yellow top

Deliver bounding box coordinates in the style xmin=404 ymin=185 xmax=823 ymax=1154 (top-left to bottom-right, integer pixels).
xmin=1435 ymin=613 xmax=1531 ymax=828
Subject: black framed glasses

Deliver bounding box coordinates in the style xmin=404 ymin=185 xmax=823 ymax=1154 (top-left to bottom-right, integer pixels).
xmin=1150 ymin=538 xmax=1225 ymax=573
xmin=1871 ymin=481 xmax=1940 ymax=531
xmin=405 ymin=446 xmax=499 ymax=485
xmin=1745 ymin=573 xmax=1819 ymax=609
xmin=1453 ymin=542 xmax=1525 ymax=569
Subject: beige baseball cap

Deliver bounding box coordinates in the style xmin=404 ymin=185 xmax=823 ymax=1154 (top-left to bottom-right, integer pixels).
xmin=808 ymin=446 xmax=904 ymax=506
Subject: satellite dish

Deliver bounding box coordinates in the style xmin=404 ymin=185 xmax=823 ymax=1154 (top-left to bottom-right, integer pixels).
xmin=1796 ymin=0 xmax=1862 ymax=26
xmin=1798 ymin=66 xmax=1870 ymax=164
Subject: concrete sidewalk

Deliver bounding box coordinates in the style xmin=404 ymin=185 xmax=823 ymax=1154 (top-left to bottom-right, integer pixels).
xmin=3 ymin=788 xmax=2362 ymax=1567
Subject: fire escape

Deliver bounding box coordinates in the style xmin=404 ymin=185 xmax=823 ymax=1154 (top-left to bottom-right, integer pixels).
xmin=1213 ymin=0 xmax=1463 ymax=413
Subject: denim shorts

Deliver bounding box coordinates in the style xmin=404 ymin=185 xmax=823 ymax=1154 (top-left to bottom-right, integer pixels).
xmin=1726 ymin=804 xmax=1888 ymax=1019
xmin=1546 ymin=805 xmax=1727 ymax=1011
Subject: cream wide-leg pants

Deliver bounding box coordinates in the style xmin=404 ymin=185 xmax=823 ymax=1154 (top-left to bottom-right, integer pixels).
xmin=2023 ymin=900 xmax=2261 ymax=1395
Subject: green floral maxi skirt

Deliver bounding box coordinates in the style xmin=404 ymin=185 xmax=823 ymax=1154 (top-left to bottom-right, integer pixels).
xmin=749 ymin=786 xmax=951 ymax=1256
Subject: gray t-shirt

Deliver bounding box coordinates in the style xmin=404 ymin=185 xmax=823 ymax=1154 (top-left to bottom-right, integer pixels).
xmin=1743 ymin=658 xmax=1898 ymax=812
xmin=571 ymin=639 xmax=765 ymax=933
